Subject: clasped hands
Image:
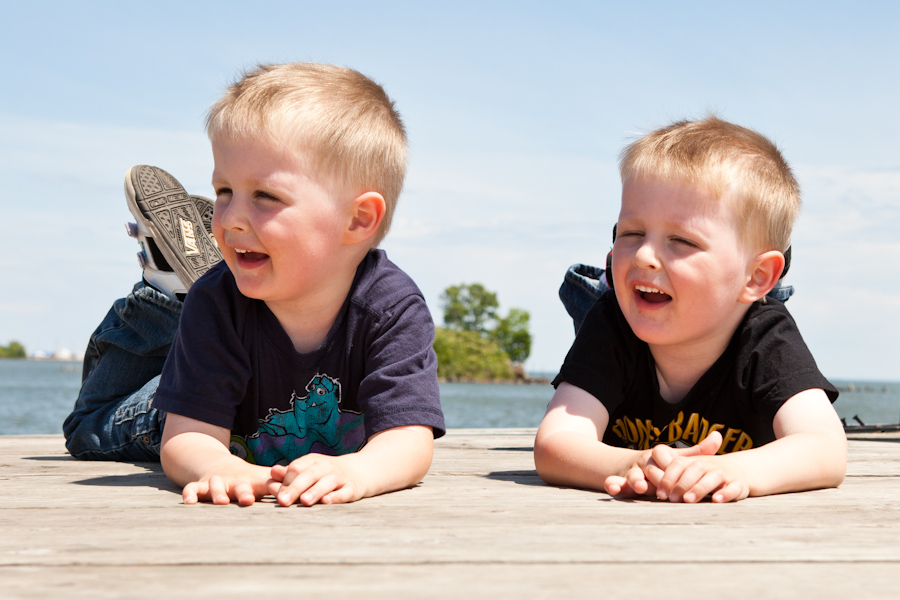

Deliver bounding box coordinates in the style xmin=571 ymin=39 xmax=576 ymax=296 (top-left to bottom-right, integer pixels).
xmin=604 ymin=430 xmax=750 ymax=503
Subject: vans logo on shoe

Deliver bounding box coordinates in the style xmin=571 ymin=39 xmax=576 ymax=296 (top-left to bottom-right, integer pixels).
xmin=180 ymin=218 xmax=201 ymax=256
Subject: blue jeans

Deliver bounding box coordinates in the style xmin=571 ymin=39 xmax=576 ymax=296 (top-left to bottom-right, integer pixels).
xmin=62 ymin=283 xmax=181 ymax=461
xmin=559 ymin=263 xmax=795 ymax=335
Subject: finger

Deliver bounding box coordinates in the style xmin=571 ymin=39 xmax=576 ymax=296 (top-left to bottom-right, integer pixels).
xmin=695 ymin=430 xmax=723 ymax=455
xmin=711 ymin=480 xmax=749 ymax=503
xmin=208 ymin=475 xmax=231 ymax=505
xmin=276 ymin=461 xmax=323 ymax=506
xmin=270 ymin=464 xmax=288 ymax=483
xmin=232 ymin=481 xmax=256 ymax=506
xmin=679 ymin=466 xmax=727 ymax=503
xmin=278 ymin=456 xmax=318 ymax=489
xmin=656 ymin=459 xmax=689 ymax=501
xmin=182 ymin=481 xmax=204 ymax=505
xmin=650 ymin=443 xmax=676 ymax=469
xmin=604 ymin=475 xmax=633 ymax=498
xmin=321 ymin=484 xmax=358 ymax=505
xmin=625 ymin=465 xmax=650 ymax=496
xmin=277 ymin=481 xmax=307 ymax=507
xmin=299 ymin=473 xmax=345 ymax=506
xmin=303 ymin=470 xmax=357 ymax=506
xmin=642 ymin=462 xmax=666 ymax=489
xmin=643 ymin=447 xmax=672 ymax=487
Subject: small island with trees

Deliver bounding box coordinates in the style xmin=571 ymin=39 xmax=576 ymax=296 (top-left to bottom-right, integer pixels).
xmin=433 ymin=283 xmax=548 ymax=384
xmin=0 ymin=341 xmax=26 ymax=359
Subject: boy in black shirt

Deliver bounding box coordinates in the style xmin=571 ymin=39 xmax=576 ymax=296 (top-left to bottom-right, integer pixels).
xmin=534 ymin=117 xmax=845 ymax=503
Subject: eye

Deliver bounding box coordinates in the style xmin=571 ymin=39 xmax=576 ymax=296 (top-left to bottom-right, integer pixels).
xmin=254 ymin=190 xmax=282 ymax=203
xmin=214 ymin=187 xmax=232 ymax=200
xmin=616 ymin=230 xmax=643 ymax=240
xmin=672 ymin=237 xmax=699 ymax=248
xmin=317 ymin=388 xmax=326 ymax=396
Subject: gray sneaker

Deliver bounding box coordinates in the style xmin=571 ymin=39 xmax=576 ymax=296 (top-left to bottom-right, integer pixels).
xmin=124 ymin=165 xmax=221 ymax=300
xmin=191 ymin=195 xmax=215 ymax=239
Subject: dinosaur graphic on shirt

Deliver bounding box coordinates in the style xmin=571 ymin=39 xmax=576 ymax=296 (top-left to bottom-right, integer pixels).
xmin=229 ymin=374 xmax=364 ymax=466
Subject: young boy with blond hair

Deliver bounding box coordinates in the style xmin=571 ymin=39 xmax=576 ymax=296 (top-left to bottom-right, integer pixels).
xmin=534 ymin=117 xmax=845 ymax=503
xmin=64 ymin=63 xmax=445 ymax=506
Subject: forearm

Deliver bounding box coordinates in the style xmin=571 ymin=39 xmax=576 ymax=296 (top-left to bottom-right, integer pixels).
xmin=160 ymin=430 xmax=270 ymax=487
xmin=713 ymin=430 xmax=847 ymax=497
xmin=159 ymin=413 xmax=272 ymax=492
xmin=533 ymin=428 xmax=645 ymax=491
xmin=340 ymin=425 xmax=434 ymax=499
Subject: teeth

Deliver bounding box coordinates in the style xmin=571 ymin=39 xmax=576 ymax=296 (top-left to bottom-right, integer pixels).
xmin=235 ymin=249 xmax=247 ymax=254
xmin=635 ymin=284 xmax=664 ymax=294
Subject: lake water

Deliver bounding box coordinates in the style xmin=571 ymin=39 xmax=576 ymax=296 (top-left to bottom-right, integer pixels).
xmin=1 ymin=360 xmax=898 ymax=435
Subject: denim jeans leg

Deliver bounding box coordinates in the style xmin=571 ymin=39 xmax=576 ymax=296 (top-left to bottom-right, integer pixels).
xmin=767 ymin=281 xmax=795 ymax=303
xmin=559 ymin=264 xmax=611 ymax=335
xmin=63 ymin=282 xmax=181 ymax=461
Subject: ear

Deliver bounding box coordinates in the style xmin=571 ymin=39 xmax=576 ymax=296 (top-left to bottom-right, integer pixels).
xmin=342 ymin=191 xmax=386 ymax=246
xmin=739 ymin=250 xmax=786 ymax=303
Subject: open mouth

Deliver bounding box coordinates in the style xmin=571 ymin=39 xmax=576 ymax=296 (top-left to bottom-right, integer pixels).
xmin=635 ymin=284 xmax=672 ymax=304
xmin=234 ymin=248 xmax=269 ymax=264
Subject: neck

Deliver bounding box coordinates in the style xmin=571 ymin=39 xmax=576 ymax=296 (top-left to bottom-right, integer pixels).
xmin=267 ymin=253 xmax=365 ymax=354
xmin=650 ymin=329 xmax=735 ymax=404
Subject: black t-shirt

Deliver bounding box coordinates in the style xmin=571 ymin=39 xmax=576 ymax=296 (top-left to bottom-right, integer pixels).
xmin=153 ymin=250 xmax=445 ymax=466
xmin=553 ymin=291 xmax=838 ymax=453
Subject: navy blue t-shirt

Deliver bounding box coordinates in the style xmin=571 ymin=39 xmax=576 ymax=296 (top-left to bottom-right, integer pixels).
xmin=553 ymin=291 xmax=838 ymax=453
xmin=153 ymin=250 xmax=445 ymax=466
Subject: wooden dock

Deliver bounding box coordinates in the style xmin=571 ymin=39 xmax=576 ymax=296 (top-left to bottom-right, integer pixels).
xmin=2 ymin=429 xmax=899 ymax=599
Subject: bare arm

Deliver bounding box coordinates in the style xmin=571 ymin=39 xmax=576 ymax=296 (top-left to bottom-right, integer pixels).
xmin=534 ymin=384 xmax=846 ymax=503
xmin=270 ymin=425 xmax=434 ymax=506
xmin=160 ymin=412 xmax=274 ymax=506
xmin=534 ymin=383 xmax=717 ymax=495
xmin=535 ymin=382 xmax=633 ymax=489
xmin=652 ymin=388 xmax=847 ymax=502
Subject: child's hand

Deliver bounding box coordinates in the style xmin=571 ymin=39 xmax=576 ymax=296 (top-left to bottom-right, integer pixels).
xmin=269 ymin=454 xmax=363 ymax=506
xmin=648 ymin=431 xmax=749 ymax=503
xmin=603 ymin=431 xmax=727 ymax=501
xmin=602 ymin=449 xmax=659 ymax=498
xmin=182 ymin=473 xmax=275 ymax=506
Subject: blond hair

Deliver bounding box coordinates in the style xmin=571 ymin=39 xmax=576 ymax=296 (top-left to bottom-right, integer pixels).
xmin=619 ymin=117 xmax=799 ymax=252
xmin=206 ymin=63 xmax=408 ymax=246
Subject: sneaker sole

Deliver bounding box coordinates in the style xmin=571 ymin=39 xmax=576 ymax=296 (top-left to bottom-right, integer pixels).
xmin=191 ymin=195 xmax=215 ymax=237
xmin=125 ymin=166 xmax=221 ymax=286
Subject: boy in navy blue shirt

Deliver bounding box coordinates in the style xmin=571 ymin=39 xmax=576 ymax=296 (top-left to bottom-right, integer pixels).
xmin=65 ymin=63 xmax=444 ymax=507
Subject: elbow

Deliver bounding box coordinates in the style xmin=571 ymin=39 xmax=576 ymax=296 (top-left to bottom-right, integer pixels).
xmin=533 ymin=431 xmax=568 ymax=486
xmin=829 ymin=436 xmax=849 ymax=489
xmin=813 ymin=431 xmax=848 ymax=491
xmin=158 ymin=438 xmax=180 ymax=483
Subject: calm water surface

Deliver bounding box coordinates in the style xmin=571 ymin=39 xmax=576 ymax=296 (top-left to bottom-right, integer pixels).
xmin=0 ymin=360 xmax=897 ymax=435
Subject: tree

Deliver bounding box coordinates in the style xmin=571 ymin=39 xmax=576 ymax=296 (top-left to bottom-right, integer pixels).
xmin=432 ymin=329 xmax=514 ymax=381
xmin=440 ymin=284 xmax=498 ymax=333
xmin=491 ymin=308 xmax=531 ymax=364
xmin=437 ymin=283 xmax=532 ymax=367
xmin=0 ymin=340 xmax=26 ymax=358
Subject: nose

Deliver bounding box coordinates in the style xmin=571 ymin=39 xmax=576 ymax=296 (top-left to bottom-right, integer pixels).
xmin=216 ymin=195 xmax=247 ymax=232
xmin=633 ymin=239 xmax=661 ymax=271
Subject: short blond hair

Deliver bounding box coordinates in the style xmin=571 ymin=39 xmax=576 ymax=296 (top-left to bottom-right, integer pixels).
xmin=619 ymin=117 xmax=799 ymax=252
xmin=206 ymin=63 xmax=408 ymax=246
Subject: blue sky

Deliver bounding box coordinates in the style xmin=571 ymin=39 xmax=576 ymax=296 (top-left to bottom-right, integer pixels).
xmin=1 ymin=1 xmax=898 ymax=380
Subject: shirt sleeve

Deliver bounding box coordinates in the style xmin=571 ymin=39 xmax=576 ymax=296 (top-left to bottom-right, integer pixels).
xmin=356 ymin=293 xmax=446 ymax=439
xmin=552 ymin=293 xmax=636 ymax=416
xmin=740 ymin=302 xmax=839 ymax=422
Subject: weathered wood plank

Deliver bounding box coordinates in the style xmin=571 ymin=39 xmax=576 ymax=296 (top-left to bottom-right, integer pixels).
xmin=1 ymin=431 xmax=898 ymax=599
